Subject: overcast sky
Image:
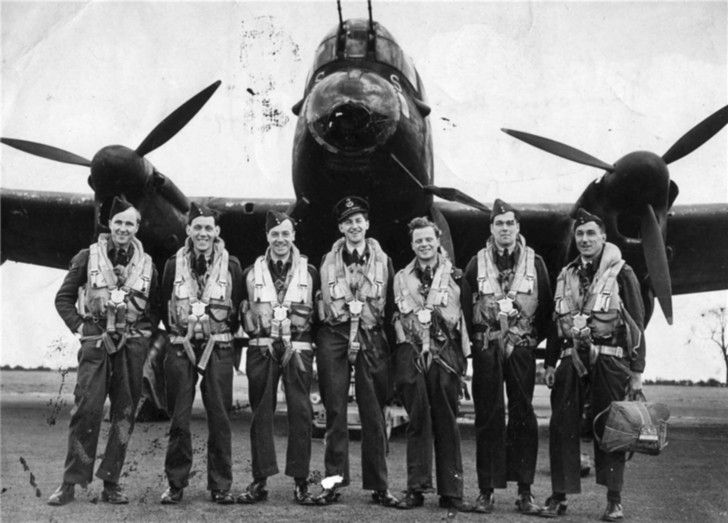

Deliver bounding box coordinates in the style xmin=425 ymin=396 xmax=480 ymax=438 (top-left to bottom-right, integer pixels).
xmin=1 ymin=1 xmax=727 ymax=380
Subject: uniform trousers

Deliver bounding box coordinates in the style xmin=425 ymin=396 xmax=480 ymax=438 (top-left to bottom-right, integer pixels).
xmin=472 ymin=342 xmax=538 ymax=490
xmin=164 ymin=341 xmax=233 ymax=491
xmin=394 ymin=342 xmax=464 ymax=498
xmin=549 ymin=349 xmax=631 ymax=494
xmin=316 ymin=324 xmax=390 ymax=490
xmin=63 ymin=336 xmax=148 ymax=485
xmin=246 ymin=341 xmax=313 ymax=480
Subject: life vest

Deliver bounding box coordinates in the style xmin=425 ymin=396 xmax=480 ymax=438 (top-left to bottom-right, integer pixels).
xmin=169 ymin=239 xmax=234 ymax=335
xmin=168 ymin=238 xmax=235 ymax=371
xmin=554 ymin=242 xmax=641 ymax=353
xmin=242 ymin=245 xmax=314 ymax=337
xmin=319 ymin=237 xmax=388 ymax=329
xmin=472 ymin=235 xmax=539 ymax=350
xmin=83 ymin=233 xmax=152 ymax=333
xmin=393 ymin=254 xmax=470 ymax=370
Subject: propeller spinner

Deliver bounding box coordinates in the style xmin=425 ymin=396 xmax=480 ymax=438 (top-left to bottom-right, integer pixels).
xmin=502 ymin=105 xmax=728 ymax=324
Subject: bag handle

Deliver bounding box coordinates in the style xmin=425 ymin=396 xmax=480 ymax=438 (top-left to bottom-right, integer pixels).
xmin=592 ymin=403 xmax=612 ymax=446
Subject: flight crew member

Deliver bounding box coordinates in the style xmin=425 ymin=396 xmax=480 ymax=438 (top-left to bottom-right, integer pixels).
xmin=159 ymin=203 xmax=244 ymax=505
xmin=540 ymin=208 xmax=645 ymax=522
xmin=391 ymin=217 xmax=472 ymax=513
xmin=314 ymin=196 xmax=399 ymax=507
xmin=236 ymin=210 xmax=319 ymax=506
xmin=464 ymin=199 xmax=553 ymax=515
xmin=49 ymin=196 xmax=160 ymax=506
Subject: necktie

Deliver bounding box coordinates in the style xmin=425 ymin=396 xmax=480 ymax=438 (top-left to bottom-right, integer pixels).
xmin=578 ymin=262 xmax=593 ymax=294
xmin=113 ymin=248 xmax=128 ymax=267
xmin=423 ymin=265 xmax=433 ymax=286
xmin=195 ymin=254 xmax=207 ymax=276
xmin=351 ymin=249 xmax=360 ymax=265
xmin=275 ymin=260 xmax=284 ymax=275
xmin=496 ymin=248 xmax=512 ymax=272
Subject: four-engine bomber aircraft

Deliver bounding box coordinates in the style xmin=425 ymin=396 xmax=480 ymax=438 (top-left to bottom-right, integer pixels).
xmin=2 ymin=6 xmax=728 ymax=331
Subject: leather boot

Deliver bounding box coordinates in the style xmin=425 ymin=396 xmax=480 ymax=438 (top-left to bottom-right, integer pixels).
xmin=101 ymin=482 xmax=129 ymax=504
xmin=236 ymin=479 xmax=268 ymax=504
xmin=294 ymin=479 xmax=316 ymax=506
xmin=47 ymin=483 xmax=75 ymax=506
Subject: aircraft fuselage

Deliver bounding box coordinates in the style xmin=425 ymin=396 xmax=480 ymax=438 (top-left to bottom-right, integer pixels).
xmin=290 ymin=19 xmax=434 ymax=266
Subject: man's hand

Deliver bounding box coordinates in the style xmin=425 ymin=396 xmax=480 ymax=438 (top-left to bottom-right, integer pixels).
xmin=544 ymin=366 xmax=556 ymax=388
xmin=630 ymin=371 xmax=643 ymax=391
xmin=628 ymin=371 xmax=646 ymax=401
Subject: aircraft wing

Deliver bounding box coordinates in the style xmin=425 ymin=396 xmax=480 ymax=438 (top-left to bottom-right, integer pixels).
xmin=1 ymin=189 xmax=294 ymax=270
xmin=1 ymin=189 xmax=96 ymax=269
xmin=666 ymin=204 xmax=728 ymax=295
xmin=194 ymin=196 xmax=295 ymax=267
xmin=437 ymin=201 xmax=728 ymax=296
xmin=436 ymin=201 xmax=575 ymax=279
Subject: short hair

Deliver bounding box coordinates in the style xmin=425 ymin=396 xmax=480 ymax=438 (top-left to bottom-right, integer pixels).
xmin=575 ymin=220 xmax=606 ymax=234
xmin=407 ymin=216 xmax=441 ymax=241
xmin=109 ymin=207 xmax=141 ymax=225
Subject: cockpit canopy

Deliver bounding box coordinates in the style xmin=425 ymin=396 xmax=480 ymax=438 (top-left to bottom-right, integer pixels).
xmin=308 ymin=19 xmax=420 ymax=94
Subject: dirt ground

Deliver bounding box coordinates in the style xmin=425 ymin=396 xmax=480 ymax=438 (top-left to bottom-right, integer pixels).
xmin=1 ymin=371 xmax=727 ymax=522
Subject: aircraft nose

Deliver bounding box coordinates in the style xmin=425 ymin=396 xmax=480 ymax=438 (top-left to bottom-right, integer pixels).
xmin=306 ymin=69 xmax=400 ymax=154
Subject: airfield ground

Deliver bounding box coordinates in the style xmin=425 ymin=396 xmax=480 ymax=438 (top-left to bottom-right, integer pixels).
xmin=1 ymin=370 xmax=726 ymax=522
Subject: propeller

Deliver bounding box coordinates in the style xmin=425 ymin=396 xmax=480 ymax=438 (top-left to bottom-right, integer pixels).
xmin=1 ymin=81 xmax=222 ymax=216
xmin=423 ymin=185 xmax=489 ymax=213
xmin=639 ymin=204 xmax=672 ymax=323
xmin=500 ymin=129 xmax=614 ymax=172
xmin=500 ymin=105 xmax=728 ymax=325
xmin=136 ymin=80 xmax=222 ymax=156
xmin=662 ymin=105 xmax=728 ymax=165
xmin=0 ymin=138 xmax=91 ymax=167
xmin=389 ymin=152 xmax=489 ymax=213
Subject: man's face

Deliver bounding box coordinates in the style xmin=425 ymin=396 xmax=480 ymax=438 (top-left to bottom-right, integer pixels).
xmin=267 ymin=219 xmax=295 ymax=258
xmin=338 ymin=213 xmax=369 ymax=245
xmin=574 ymin=222 xmax=606 ymax=259
xmin=186 ymin=216 xmax=219 ymax=254
xmin=490 ymin=211 xmax=519 ymax=250
xmin=108 ymin=207 xmax=139 ymax=248
xmin=411 ymin=226 xmax=440 ymax=263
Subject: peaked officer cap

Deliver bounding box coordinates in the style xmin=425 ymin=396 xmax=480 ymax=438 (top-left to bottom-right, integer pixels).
xmin=188 ymin=201 xmax=219 ymax=224
xmin=266 ymin=210 xmax=294 ymax=232
xmin=334 ymin=196 xmax=369 ymax=223
xmin=574 ymin=208 xmax=605 ymax=229
xmin=490 ymin=198 xmax=520 ymax=222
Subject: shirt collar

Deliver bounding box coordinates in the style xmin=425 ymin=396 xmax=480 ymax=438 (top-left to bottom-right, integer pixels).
xmin=267 ymin=251 xmax=291 ymax=265
xmin=345 ymin=241 xmax=367 ymax=257
xmin=580 ymin=248 xmax=604 ymax=270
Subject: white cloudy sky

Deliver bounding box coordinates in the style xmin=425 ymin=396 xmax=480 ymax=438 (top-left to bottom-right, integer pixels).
xmin=1 ymin=1 xmax=727 ymax=380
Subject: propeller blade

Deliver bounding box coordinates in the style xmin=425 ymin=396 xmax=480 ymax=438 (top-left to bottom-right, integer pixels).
xmin=389 ymin=152 xmax=424 ymax=188
xmin=389 ymin=152 xmax=489 ymax=213
xmin=662 ymin=105 xmax=728 ymax=165
xmin=152 ymin=170 xmax=190 ymax=212
xmin=136 ymin=80 xmax=222 ymax=156
xmin=0 ymin=138 xmax=91 ymax=167
xmin=640 ymin=204 xmax=673 ymax=324
xmin=501 ymin=128 xmax=615 ymax=172
xmin=424 ymin=185 xmax=489 ymax=213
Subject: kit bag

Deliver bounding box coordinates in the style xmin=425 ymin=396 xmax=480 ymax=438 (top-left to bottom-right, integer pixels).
xmin=594 ymin=401 xmax=670 ymax=455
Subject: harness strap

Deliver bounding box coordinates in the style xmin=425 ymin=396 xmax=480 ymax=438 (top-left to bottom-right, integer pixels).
xmin=248 ymin=338 xmax=312 ymax=371
xmin=560 ymin=344 xmax=625 ymax=376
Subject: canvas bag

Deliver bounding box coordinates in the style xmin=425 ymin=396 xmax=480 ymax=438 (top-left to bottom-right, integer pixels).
xmin=594 ymin=401 xmax=670 ymax=455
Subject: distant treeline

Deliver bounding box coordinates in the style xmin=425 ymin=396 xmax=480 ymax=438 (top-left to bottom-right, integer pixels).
xmin=0 ymin=365 xmax=78 ymax=372
xmin=1 ymin=365 xmax=725 ymax=387
xmin=644 ymin=378 xmax=726 ymax=387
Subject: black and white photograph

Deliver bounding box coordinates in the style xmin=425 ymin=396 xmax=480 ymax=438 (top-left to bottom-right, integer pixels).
xmin=1 ymin=1 xmax=726 ymax=521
